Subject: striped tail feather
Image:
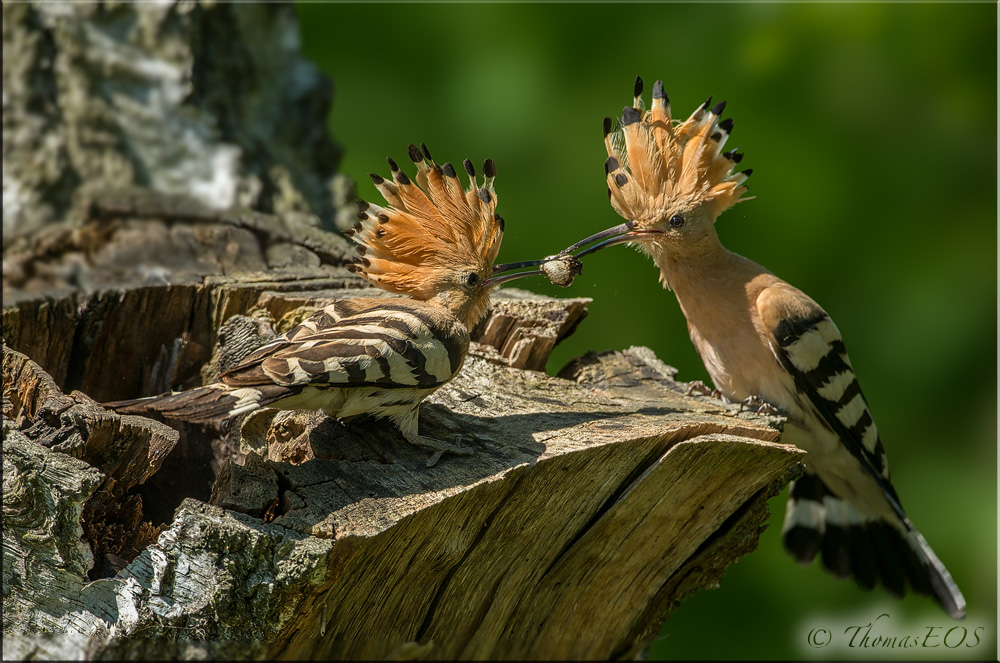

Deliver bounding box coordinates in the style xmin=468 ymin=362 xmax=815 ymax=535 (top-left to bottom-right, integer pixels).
xmin=782 ymin=472 xmax=965 ymax=619
xmin=104 ymin=383 xmax=290 ymax=424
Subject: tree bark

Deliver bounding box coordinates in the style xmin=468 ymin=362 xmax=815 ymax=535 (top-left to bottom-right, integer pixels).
xmin=2 ymin=2 xmax=802 ymax=659
xmin=3 ymin=260 xmax=801 ymax=660
xmin=2 ymin=0 xmax=350 ymax=245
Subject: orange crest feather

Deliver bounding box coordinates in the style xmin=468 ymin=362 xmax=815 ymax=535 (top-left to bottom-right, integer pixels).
xmin=604 ymin=77 xmax=752 ymax=225
xmin=347 ymin=144 xmax=504 ymax=299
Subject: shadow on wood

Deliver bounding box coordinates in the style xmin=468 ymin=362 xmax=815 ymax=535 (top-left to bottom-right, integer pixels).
xmin=3 ymin=274 xmax=802 ymax=659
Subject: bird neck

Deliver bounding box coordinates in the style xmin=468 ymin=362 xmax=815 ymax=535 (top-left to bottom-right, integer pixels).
xmin=651 ymin=232 xmax=770 ymax=322
xmin=427 ymin=290 xmax=489 ymax=330
xmin=651 ymin=231 xmax=725 ymax=290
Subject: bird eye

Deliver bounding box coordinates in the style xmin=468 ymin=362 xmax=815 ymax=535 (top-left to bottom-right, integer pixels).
xmin=669 ymin=214 xmax=686 ymax=229
xmin=464 ymin=272 xmax=480 ymax=287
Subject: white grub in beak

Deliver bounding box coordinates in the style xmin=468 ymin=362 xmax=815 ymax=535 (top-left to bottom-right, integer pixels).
xmin=488 ymin=254 xmax=585 ymax=288
xmin=488 ymin=224 xmax=662 ymax=289
xmin=540 ymin=255 xmax=584 ymax=287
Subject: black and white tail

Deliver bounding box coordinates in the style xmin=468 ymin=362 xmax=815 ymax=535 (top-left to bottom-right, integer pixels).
xmin=105 ymin=383 xmax=288 ymax=424
xmin=782 ymin=471 xmax=966 ymax=619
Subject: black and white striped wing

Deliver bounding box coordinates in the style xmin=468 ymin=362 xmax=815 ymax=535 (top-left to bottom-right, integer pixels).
xmin=756 ymin=287 xmax=899 ymax=509
xmin=759 ymin=287 xmax=967 ymax=618
xmin=220 ymin=300 xmax=469 ymax=392
xmin=105 ymin=299 xmax=468 ymax=423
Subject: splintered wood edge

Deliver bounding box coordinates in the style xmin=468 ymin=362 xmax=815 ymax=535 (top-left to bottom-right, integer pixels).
xmin=508 ymin=433 xmax=802 ymax=658
xmin=257 ymin=349 xmax=785 ymax=540
xmin=1 ymin=365 xmax=802 ymax=661
xmin=472 ymin=288 xmax=592 ymax=371
xmin=259 ymin=427 xmax=802 ymax=660
xmin=2 ymin=291 xmax=799 ymax=660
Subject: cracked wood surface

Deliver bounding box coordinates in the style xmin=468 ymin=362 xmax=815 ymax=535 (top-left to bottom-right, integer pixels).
xmin=3 ymin=204 xmax=800 ymax=658
xmin=2 ymin=189 xmax=801 ymax=661
xmin=4 ymin=327 xmax=802 ymax=660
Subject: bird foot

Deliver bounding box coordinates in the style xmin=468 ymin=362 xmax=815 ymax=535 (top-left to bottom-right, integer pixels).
xmin=406 ymin=433 xmax=475 ymax=468
xmin=740 ymin=394 xmax=781 ymax=416
xmin=685 ymin=380 xmax=723 ymax=400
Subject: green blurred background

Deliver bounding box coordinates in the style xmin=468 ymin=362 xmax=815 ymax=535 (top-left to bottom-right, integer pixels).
xmin=296 ymin=2 xmax=996 ymax=659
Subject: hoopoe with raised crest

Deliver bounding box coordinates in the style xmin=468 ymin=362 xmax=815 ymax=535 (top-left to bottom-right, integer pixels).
xmin=562 ymin=76 xmax=965 ymax=618
xmin=107 ymin=144 xmax=539 ymax=464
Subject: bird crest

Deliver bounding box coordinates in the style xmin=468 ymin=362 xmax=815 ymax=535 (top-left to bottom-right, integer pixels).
xmin=347 ymin=143 xmax=504 ymax=299
xmin=603 ymin=76 xmax=753 ymax=226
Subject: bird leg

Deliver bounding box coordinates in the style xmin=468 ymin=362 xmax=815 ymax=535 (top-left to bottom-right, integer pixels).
xmin=685 ymin=380 xmax=723 ymax=400
xmin=740 ymin=394 xmax=782 ymax=416
xmin=403 ymin=431 xmax=474 ymax=468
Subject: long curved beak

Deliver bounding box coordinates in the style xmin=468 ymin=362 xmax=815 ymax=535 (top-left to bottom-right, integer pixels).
xmin=483 ymin=260 xmax=547 ymax=287
xmin=553 ymin=222 xmax=636 ymax=256
xmin=556 ymin=222 xmax=664 ymax=259
xmin=485 ymin=222 xmax=662 ymax=287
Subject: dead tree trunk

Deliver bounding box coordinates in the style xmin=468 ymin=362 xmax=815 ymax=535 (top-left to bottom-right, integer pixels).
xmin=2 ymin=198 xmax=801 ymax=659
xmin=2 ymin=2 xmax=801 ymax=660
xmin=3 ymin=278 xmax=800 ymax=661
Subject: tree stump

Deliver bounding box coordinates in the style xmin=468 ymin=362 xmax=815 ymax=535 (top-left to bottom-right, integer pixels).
xmin=3 ymin=232 xmax=802 ymax=658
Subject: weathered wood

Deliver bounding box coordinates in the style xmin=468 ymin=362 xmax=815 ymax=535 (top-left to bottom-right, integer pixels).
xmin=3 ymin=347 xmax=180 ymax=578
xmin=470 ymin=288 xmax=590 ymax=371
xmin=3 ymin=306 xmax=802 ymax=660
xmin=2 ymin=1 xmax=349 ymax=243
xmin=2 ymin=195 xmax=801 ymax=659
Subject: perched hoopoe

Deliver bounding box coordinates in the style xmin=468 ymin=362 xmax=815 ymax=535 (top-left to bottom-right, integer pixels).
xmin=562 ymin=76 xmax=965 ymax=618
xmin=108 ymin=144 xmax=538 ymax=464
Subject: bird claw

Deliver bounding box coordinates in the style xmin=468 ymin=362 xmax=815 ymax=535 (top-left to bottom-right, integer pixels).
xmin=405 ymin=433 xmax=475 ymax=468
xmin=685 ymin=380 xmax=723 ymax=400
xmin=740 ymin=395 xmax=781 ymax=416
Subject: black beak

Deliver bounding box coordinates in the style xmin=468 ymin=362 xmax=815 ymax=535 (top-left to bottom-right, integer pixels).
xmin=486 ymin=222 xmax=661 ymax=287
xmin=555 ymin=222 xmax=664 ymax=259
xmin=553 ymin=222 xmax=636 ymax=257
xmin=483 ymin=259 xmax=548 ymax=287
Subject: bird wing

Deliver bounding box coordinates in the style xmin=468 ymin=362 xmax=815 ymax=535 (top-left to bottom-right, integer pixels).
xmin=220 ymin=300 xmax=469 ymax=391
xmin=755 ymin=285 xmax=902 ymax=512
xmin=760 ymin=285 xmax=967 ymax=618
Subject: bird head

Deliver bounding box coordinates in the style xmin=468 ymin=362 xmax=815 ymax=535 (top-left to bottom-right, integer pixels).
xmin=566 ymin=76 xmax=753 ymax=267
xmin=348 ymin=144 xmax=530 ymax=328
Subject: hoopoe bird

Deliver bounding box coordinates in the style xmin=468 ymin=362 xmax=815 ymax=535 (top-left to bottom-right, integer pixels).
xmin=108 ymin=144 xmax=538 ymax=463
xmin=562 ymin=76 xmax=965 ymax=618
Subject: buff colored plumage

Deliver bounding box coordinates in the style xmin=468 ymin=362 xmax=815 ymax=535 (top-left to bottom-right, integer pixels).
xmin=109 ymin=145 xmax=531 ymax=465
xmin=564 ymin=76 xmax=964 ymax=618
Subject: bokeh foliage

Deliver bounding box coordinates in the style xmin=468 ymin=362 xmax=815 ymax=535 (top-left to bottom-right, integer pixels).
xmin=297 ymin=2 xmax=996 ymax=659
